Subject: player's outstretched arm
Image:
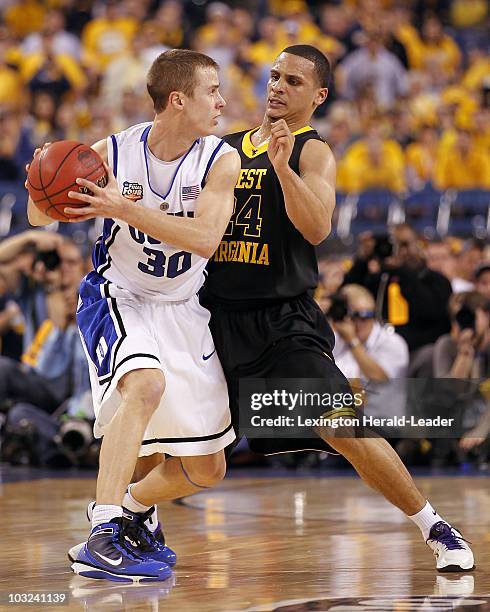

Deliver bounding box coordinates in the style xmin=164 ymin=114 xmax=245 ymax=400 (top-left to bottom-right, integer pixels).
xmin=65 ymin=150 xmax=241 ymax=259
xmin=26 ymin=139 xmax=108 ymax=227
xmin=269 ymin=120 xmax=335 ymax=245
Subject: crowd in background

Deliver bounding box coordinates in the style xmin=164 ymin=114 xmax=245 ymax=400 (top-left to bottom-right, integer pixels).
xmin=0 ymin=0 xmax=488 ymax=191
xmin=0 ymin=0 xmax=489 ymax=470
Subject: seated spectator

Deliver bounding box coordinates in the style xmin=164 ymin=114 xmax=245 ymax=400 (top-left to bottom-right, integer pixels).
xmin=425 ymin=239 xmax=456 ymax=285
xmin=154 ymin=0 xmax=190 ymax=49
xmin=0 ymin=230 xmax=64 ymax=351
xmin=474 ymin=262 xmax=490 ymax=300
xmin=247 ymin=16 xmax=287 ymax=68
xmin=101 ymin=30 xmax=165 ymax=113
xmin=21 ymin=31 xmax=87 ymax=99
xmin=462 ymin=48 xmax=490 ymax=93
xmin=402 ymin=14 xmax=461 ymax=76
xmin=315 ymin=256 xmax=346 ymax=312
xmin=21 ymin=9 xmax=81 ymax=60
xmin=319 ymin=3 xmax=355 ymax=61
xmin=337 ymin=26 xmax=408 ymax=110
xmin=330 ymin=283 xmax=409 ymax=422
xmin=452 ymin=238 xmax=485 ymax=293
xmin=434 ymin=121 xmax=490 ymax=190
xmin=331 ymin=283 xmax=409 ymax=382
xmin=433 ymin=291 xmax=490 ymax=379
xmin=0 ymin=283 xmax=89 ymax=415
xmin=26 ymin=92 xmax=62 ymax=148
xmin=405 ymin=124 xmax=439 ymax=190
xmin=195 ymin=2 xmax=239 ymax=71
xmin=325 ymin=104 xmax=357 ymax=161
xmin=0 ymin=106 xmax=34 ymax=182
xmin=337 ymin=120 xmax=406 ymax=193
xmin=81 ymin=0 xmax=138 ymax=74
xmin=0 ymin=32 xmax=22 ymax=108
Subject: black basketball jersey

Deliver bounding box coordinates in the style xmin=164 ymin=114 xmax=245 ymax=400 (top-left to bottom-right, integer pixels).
xmin=205 ymin=125 xmax=325 ymax=305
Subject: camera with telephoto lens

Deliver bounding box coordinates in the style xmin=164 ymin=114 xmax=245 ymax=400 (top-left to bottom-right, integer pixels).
xmin=326 ymin=294 xmax=349 ymax=322
xmin=34 ymin=249 xmax=61 ymax=271
xmin=372 ymin=234 xmax=394 ymax=262
xmin=455 ymin=305 xmax=476 ymax=331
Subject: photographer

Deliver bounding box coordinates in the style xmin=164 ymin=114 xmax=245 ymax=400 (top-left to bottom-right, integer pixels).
xmin=433 ymin=292 xmax=490 ymax=380
xmin=0 ymin=229 xmax=64 ymax=351
xmin=330 ymin=284 xmax=409 ymax=383
xmin=328 ymin=284 xmax=409 ymax=425
xmin=0 ymin=283 xmax=87 ymax=414
xmin=429 ymin=291 xmax=490 ymax=466
xmin=344 ymin=224 xmax=452 ymax=353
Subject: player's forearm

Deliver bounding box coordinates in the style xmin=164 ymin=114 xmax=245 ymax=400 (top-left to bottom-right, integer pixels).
xmin=275 ymin=166 xmax=332 ymax=245
xmin=119 ymin=203 xmax=221 ymax=259
xmin=27 ymin=198 xmax=53 ymax=227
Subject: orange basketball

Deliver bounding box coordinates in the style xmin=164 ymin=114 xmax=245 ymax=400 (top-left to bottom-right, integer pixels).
xmin=26 ymin=141 xmax=108 ymax=222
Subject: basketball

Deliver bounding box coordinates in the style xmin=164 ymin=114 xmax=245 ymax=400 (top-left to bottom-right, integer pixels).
xmin=26 ymin=141 xmax=108 ymax=222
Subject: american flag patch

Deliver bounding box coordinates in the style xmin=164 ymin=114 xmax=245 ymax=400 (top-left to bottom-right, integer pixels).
xmin=182 ymin=185 xmax=200 ymax=200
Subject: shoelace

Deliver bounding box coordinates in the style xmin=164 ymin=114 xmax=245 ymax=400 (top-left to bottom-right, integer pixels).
xmin=121 ymin=515 xmax=160 ymax=553
xmin=90 ymin=518 xmax=143 ymax=561
xmin=428 ymin=522 xmax=467 ymax=551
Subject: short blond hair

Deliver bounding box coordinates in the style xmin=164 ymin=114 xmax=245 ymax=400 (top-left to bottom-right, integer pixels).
xmin=340 ymin=284 xmax=375 ymax=309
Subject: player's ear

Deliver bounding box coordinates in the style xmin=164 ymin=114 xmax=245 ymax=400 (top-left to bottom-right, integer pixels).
xmin=315 ymin=88 xmax=328 ymax=106
xmin=169 ymin=91 xmax=185 ymax=110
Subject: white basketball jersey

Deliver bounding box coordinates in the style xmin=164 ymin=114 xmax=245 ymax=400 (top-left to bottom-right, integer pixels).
xmin=91 ymin=122 xmax=234 ymax=300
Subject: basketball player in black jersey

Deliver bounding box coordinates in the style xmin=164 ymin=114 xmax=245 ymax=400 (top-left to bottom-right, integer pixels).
xmin=200 ymin=45 xmax=475 ymax=572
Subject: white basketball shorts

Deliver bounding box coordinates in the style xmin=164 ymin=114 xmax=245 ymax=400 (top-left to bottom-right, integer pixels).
xmin=76 ymin=271 xmax=235 ymax=456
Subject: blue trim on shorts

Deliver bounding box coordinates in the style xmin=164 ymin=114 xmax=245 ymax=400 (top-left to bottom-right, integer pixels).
xmin=77 ymin=273 xmax=123 ymax=379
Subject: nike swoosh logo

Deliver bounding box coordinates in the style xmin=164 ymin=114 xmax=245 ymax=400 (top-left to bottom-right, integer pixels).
xmin=94 ymin=551 xmax=123 ymax=566
xmin=124 ymin=536 xmax=138 ymax=547
xmin=202 ymin=349 xmax=216 ymax=361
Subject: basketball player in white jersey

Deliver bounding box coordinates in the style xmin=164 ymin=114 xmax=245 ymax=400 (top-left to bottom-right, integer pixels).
xmin=27 ymin=49 xmax=240 ymax=583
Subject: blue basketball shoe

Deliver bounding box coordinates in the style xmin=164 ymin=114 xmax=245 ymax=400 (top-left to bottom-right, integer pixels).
xmin=70 ymin=518 xmax=172 ymax=583
xmin=68 ymin=503 xmax=177 ymax=567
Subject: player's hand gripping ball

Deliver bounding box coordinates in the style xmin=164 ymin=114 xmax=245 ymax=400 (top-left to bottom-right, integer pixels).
xmin=26 ymin=141 xmax=108 ymax=221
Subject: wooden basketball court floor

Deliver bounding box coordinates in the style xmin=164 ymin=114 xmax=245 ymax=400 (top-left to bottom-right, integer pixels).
xmin=0 ymin=470 xmax=489 ymax=611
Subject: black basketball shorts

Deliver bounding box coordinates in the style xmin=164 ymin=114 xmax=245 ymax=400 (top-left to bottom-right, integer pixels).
xmin=204 ymin=293 xmax=357 ymax=455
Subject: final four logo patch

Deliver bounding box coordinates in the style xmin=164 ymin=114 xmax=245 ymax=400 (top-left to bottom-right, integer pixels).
xmin=122 ymin=181 xmax=143 ymax=201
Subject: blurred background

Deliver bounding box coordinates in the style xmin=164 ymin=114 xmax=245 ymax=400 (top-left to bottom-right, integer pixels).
xmin=0 ymin=0 xmax=489 ymax=473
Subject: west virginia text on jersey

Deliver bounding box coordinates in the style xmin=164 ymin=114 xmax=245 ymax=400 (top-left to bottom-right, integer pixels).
xmin=206 ymin=125 xmax=326 ymax=303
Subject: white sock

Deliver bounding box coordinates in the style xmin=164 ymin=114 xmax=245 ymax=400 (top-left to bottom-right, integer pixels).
xmin=91 ymin=504 xmax=123 ymax=530
xmin=408 ymin=501 xmax=445 ymax=540
xmin=123 ymin=484 xmax=151 ymax=513
xmin=145 ymin=506 xmax=159 ymax=533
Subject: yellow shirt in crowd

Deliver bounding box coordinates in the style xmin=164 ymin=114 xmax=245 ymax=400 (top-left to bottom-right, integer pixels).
xmin=82 ymin=17 xmax=138 ymax=71
xmin=0 ymin=66 xmax=22 ymax=105
xmin=434 ymin=143 xmax=490 ymax=190
xmin=20 ymin=52 xmax=87 ymax=90
xmin=397 ymin=24 xmax=461 ymax=75
xmin=337 ymin=139 xmax=406 ymax=193
xmin=4 ymin=0 xmax=45 ymax=38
